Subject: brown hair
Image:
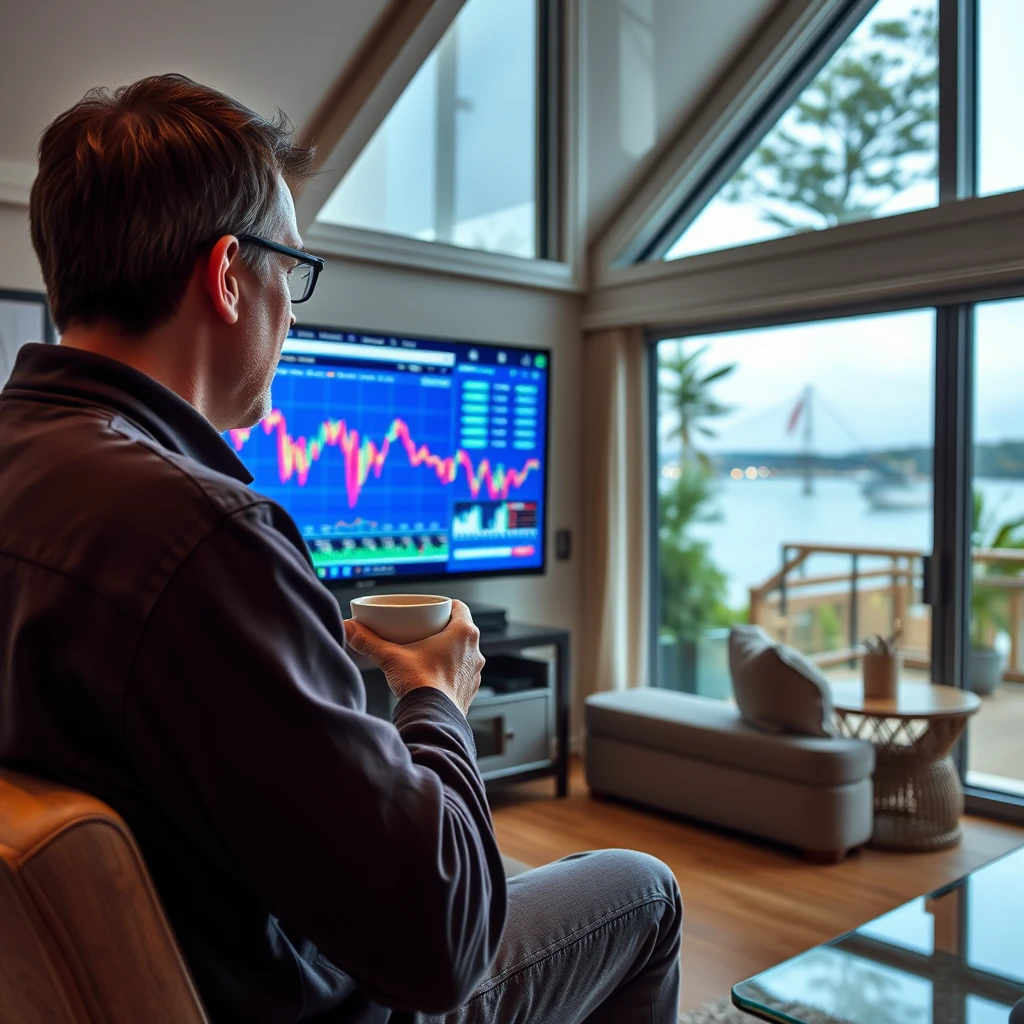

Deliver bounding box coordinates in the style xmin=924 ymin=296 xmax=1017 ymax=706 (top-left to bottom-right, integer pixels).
xmin=30 ymin=74 xmax=315 ymax=335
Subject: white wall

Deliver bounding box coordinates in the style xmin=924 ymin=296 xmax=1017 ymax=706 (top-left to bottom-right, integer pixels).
xmin=0 ymin=207 xmax=585 ymax=704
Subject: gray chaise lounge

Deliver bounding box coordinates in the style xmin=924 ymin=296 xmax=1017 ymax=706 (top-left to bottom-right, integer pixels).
xmin=585 ymin=689 xmax=875 ymax=861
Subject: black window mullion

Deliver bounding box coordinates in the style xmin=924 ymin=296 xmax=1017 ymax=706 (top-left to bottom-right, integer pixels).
xmin=647 ymin=337 xmax=663 ymax=687
xmin=536 ymin=0 xmax=561 ymax=262
xmin=931 ymin=305 xmax=974 ymax=781
xmin=938 ymin=0 xmax=978 ymax=201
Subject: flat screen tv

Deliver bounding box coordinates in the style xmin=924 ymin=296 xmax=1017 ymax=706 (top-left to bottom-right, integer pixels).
xmin=226 ymin=324 xmax=550 ymax=584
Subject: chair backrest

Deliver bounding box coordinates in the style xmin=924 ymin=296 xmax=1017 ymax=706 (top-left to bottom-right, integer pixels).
xmin=0 ymin=766 xmax=209 ymax=1024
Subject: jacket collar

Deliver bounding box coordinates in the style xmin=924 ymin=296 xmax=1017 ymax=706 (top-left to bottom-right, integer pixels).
xmin=3 ymin=344 xmax=254 ymax=485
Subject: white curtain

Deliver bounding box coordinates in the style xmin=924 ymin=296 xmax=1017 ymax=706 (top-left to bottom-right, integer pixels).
xmin=578 ymin=326 xmax=651 ymax=726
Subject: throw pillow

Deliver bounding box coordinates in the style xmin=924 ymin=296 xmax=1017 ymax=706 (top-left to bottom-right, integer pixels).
xmin=729 ymin=625 xmax=836 ymax=737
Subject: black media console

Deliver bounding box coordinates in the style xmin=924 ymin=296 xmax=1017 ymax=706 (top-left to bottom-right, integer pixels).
xmin=347 ymin=623 xmax=570 ymax=798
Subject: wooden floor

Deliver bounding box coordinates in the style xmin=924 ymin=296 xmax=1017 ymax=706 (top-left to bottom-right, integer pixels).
xmin=489 ymin=757 xmax=1024 ymax=1015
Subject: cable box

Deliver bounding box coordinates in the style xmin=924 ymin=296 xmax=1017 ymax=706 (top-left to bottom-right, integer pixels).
xmin=466 ymin=602 xmax=507 ymax=633
xmin=480 ymin=654 xmax=547 ymax=694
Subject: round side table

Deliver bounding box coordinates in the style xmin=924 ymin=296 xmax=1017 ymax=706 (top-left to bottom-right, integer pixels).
xmin=828 ymin=681 xmax=981 ymax=852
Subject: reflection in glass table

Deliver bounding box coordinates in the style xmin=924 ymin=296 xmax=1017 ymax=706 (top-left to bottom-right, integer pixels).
xmin=732 ymin=846 xmax=1024 ymax=1023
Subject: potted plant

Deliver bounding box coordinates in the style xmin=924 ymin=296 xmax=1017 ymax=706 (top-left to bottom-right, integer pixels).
xmin=971 ymin=583 xmax=1006 ymax=696
xmin=657 ymin=345 xmax=739 ymax=697
xmin=970 ymin=490 xmax=1024 ymax=696
xmin=657 ymin=466 xmax=735 ymax=697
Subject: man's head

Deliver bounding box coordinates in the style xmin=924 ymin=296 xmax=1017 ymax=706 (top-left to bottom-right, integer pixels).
xmin=30 ymin=74 xmax=315 ymax=429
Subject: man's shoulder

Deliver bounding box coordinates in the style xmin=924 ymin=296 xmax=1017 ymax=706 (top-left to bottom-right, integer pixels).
xmin=0 ymin=402 xmax=304 ymax=621
xmin=106 ymin=411 xmax=264 ymax=520
xmin=111 ymin=414 xmax=311 ymax=567
xmin=100 ymin=412 xmax=311 ymax=576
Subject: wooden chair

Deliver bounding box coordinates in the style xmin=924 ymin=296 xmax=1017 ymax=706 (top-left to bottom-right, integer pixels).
xmin=0 ymin=766 xmax=209 ymax=1023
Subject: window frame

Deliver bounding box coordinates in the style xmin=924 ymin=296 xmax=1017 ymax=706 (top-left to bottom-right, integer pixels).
xmin=308 ymin=0 xmax=583 ymax=292
xmin=604 ymin=0 xmax=991 ymax=277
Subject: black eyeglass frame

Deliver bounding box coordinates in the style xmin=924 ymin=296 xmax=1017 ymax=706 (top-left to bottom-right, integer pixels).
xmin=236 ymin=234 xmax=325 ymax=303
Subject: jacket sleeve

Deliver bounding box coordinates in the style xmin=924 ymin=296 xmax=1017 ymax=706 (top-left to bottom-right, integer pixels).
xmin=123 ymin=500 xmax=507 ymax=1014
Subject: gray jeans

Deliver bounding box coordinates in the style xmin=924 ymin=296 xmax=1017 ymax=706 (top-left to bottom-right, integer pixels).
xmin=420 ymin=849 xmax=683 ymax=1024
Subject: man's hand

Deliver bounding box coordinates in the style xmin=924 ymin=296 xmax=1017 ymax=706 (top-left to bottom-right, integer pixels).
xmin=343 ymin=600 xmax=484 ymax=715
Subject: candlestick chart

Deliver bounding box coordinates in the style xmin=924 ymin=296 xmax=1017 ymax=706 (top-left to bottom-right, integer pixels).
xmin=229 ymin=413 xmax=540 ymax=509
xmin=227 ymin=366 xmax=545 ymax=552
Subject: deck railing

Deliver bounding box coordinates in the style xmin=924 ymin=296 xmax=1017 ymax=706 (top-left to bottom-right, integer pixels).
xmin=748 ymin=543 xmax=1024 ymax=683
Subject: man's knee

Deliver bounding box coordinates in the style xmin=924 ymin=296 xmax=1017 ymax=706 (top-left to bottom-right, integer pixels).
xmin=596 ymin=849 xmax=679 ymax=896
xmin=589 ymin=849 xmax=683 ymax=935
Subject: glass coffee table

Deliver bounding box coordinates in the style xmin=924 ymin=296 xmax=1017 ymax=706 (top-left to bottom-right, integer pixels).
xmin=732 ymin=846 xmax=1024 ymax=1024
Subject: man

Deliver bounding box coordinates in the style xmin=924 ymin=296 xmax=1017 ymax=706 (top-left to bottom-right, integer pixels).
xmin=0 ymin=75 xmax=682 ymax=1022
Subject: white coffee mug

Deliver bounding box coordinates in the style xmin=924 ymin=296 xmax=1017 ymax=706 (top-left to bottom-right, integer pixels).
xmin=349 ymin=594 xmax=453 ymax=645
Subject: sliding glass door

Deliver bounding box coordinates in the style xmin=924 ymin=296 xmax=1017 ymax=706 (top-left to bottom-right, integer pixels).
xmin=965 ymin=299 xmax=1024 ymax=802
xmin=652 ymin=298 xmax=1024 ymax=822
xmin=653 ymin=311 xmax=936 ymax=699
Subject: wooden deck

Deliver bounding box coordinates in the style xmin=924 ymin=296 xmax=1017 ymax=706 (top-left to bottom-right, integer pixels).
xmin=967 ymin=680 xmax=1024 ymax=793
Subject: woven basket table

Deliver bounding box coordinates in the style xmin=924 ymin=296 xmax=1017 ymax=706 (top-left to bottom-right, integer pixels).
xmin=828 ymin=681 xmax=981 ymax=852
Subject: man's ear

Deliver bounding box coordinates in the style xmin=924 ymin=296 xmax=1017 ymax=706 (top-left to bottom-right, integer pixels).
xmin=205 ymin=235 xmax=241 ymax=324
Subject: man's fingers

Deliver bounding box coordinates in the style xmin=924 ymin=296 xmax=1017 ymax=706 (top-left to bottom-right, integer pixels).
xmin=448 ymin=600 xmax=475 ymax=627
xmin=344 ymin=619 xmax=386 ymax=659
xmin=448 ymin=598 xmax=479 ymax=630
xmin=342 ymin=618 xmax=367 ymax=650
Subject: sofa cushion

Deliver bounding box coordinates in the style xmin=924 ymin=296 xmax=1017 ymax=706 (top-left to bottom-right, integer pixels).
xmin=729 ymin=625 xmax=835 ymax=737
xmin=585 ymin=689 xmax=873 ymax=786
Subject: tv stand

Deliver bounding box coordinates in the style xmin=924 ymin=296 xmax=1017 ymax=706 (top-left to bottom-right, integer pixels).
xmin=347 ymin=622 xmax=570 ymax=798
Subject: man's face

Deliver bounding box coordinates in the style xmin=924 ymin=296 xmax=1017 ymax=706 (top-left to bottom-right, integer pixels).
xmin=226 ymin=177 xmax=300 ymax=429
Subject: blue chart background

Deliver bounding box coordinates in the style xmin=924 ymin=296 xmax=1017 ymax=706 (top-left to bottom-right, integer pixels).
xmin=238 ymin=367 xmax=455 ymax=536
xmin=233 ymin=356 xmax=548 ymax=575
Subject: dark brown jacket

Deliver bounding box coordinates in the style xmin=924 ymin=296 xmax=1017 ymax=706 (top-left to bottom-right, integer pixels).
xmin=0 ymin=343 xmax=505 ymax=1023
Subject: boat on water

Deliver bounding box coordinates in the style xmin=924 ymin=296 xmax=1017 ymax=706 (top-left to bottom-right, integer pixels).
xmin=862 ymin=471 xmax=932 ymax=511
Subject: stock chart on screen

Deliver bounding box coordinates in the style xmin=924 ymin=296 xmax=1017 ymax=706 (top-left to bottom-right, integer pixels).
xmin=226 ymin=326 xmax=549 ymax=581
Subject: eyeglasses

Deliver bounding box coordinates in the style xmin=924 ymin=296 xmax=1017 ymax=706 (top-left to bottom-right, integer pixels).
xmin=237 ymin=234 xmax=324 ymax=304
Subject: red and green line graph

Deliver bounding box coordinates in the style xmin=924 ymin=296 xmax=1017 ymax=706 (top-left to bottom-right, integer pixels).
xmin=229 ymin=411 xmax=541 ymax=509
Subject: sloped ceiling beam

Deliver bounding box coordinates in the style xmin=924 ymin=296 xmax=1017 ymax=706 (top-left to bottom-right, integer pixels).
xmin=293 ymin=0 xmax=469 ymax=235
xmin=587 ymin=0 xmax=838 ymax=286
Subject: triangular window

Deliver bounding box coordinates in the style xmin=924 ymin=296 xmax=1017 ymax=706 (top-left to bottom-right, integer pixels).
xmin=665 ymin=0 xmax=938 ymax=261
xmin=315 ymin=0 xmax=539 ymax=260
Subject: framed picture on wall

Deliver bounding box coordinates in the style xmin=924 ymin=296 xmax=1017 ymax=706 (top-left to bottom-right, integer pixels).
xmin=0 ymin=289 xmax=55 ymax=390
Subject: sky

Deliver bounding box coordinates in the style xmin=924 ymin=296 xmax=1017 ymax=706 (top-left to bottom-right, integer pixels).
xmin=660 ymin=299 xmax=1024 ymax=454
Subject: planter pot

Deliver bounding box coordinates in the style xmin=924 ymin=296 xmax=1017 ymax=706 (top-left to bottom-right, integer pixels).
xmin=863 ymin=651 xmax=901 ymax=700
xmin=969 ymin=646 xmax=1005 ymax=696
xmin=657 ymin=629 xmax=731 ymax=699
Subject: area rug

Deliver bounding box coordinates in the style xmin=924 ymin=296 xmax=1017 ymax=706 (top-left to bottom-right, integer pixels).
xmin=679 ymin=998 xmax=760 ymax=1022
xmin=680 ymin=994 xmax=846 ymax=1023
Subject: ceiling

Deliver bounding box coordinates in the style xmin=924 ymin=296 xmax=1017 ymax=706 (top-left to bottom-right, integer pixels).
xmin=0 ymin=0 xmax=390 ymax=170
xmin=0 ymin=0 xmax=783 ymax=250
